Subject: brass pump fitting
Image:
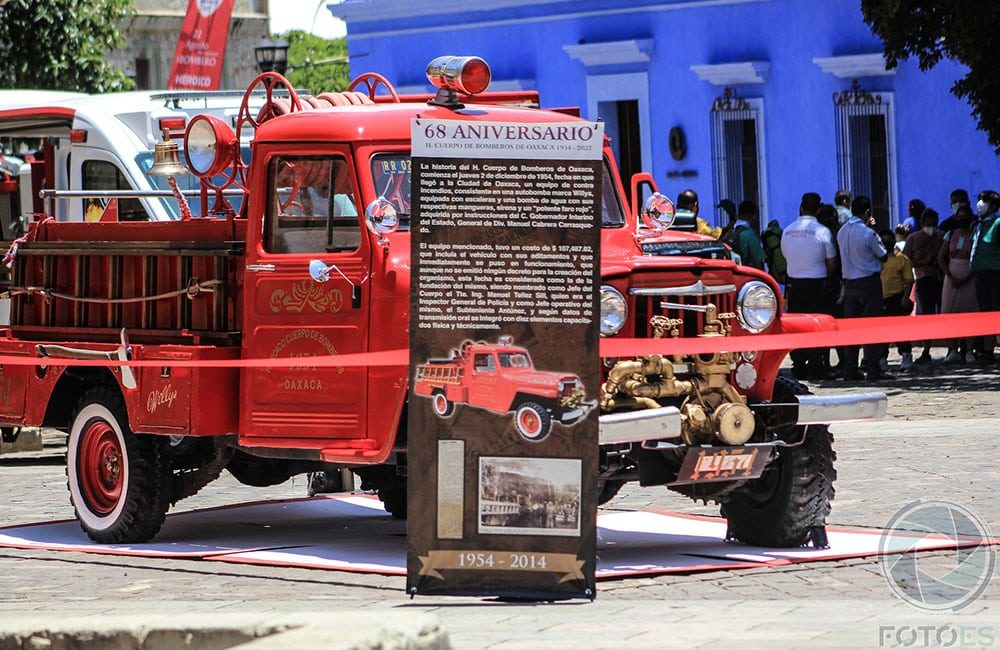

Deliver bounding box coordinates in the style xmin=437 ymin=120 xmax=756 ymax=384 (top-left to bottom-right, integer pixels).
xmin=600 ymin=355 xmax=695 ymax=409
xmin=680 ymin=402 xmax=711 ymax=445
xmin=713 ymin=402 xmax=756 ymax=445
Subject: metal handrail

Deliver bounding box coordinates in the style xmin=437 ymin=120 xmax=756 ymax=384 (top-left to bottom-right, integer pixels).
xmin=39 ymin=189 xmax=244 ymax=199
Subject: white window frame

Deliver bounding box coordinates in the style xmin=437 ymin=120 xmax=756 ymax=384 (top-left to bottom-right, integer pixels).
xmin=835 ymin=91 xmax=898 ymax=227
xmin=710 ymin=96 xmax=769 ymax=230
xmin=584 ymin=72 xmax=652 ymax=177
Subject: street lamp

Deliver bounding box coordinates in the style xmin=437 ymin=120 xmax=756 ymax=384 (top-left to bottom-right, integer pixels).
xmin=255 ymin=37 xmax=290 ymax=75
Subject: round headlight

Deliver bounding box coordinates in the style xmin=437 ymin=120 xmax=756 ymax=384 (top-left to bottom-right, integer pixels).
xmin=183 ymin=114 xmax=236 ymax=179
xmin=737 ymin=281 xmax=777 ymax=333
xmin=600 ymin=286 xmax=627 ymax=337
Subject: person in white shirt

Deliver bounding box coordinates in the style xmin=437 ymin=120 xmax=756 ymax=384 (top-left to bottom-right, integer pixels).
xmin=780 ymin=192 xmax=838 ymax=379
xmin=837 ymin=195 xmax=890 ymax=380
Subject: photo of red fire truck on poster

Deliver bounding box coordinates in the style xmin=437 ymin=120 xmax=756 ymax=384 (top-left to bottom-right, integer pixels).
xmin=407 ymin=117 xmax=604 ymax=599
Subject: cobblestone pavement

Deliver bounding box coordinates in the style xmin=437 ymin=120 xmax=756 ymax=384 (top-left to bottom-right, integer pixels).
xmin=1 ymin=348 xmax=998 ymax=648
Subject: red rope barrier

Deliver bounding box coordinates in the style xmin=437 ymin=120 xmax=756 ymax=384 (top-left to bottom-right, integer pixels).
xmin=0 ymin=312 xmax=997 ymax=368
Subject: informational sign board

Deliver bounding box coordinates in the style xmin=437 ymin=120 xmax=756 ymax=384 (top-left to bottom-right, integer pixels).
xmin=407 ymin=119 xmax=604 ymax=599
xmin=167 ymin=0 xmax=235 ymax=90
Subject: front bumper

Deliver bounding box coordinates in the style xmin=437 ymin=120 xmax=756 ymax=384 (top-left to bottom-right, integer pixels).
xmin=597 ymin=391 xmax=888 ymax=446
xmin=559 ymin=399 xmax=598 ymax=424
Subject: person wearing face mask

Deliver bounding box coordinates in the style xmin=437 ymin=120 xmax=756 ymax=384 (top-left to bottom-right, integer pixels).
xmin=970 ymin=190 xmax=1000 ymax=363
xmin=879 ymin=229 xmax=914 ymax=371
xmin=939 ymin=189 xmax=971 ymax=233
xmin=938 ymin=205 xmax=979 ymax=363
xmin=903 ymin=209 xmax=944 ymax=363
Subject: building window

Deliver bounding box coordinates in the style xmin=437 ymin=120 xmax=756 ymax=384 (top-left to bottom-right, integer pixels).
xmin=599 ymin=99 xmax=642 ymax=185
xmin=710 ymin=89 xmax=768 ymax=227
xmin=134 ymin=58 xmax=150 ymax=90
xmin=834 ymin=81 xmax=897 ymax=230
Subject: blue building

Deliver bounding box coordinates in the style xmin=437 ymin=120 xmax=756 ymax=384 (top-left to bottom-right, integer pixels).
xmin=328 ymin=0 xmax=999 ymax=231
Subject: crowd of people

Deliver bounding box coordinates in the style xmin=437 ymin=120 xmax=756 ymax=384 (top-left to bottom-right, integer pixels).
xmin=671 ymin=187 xmax=1000 ymax=381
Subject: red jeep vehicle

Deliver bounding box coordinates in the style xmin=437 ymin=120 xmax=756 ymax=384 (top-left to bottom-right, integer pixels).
xmin=414 ymin=336 xmax=594 ymax=442
xmin=0 ymin=57 xmax=886 ymax=546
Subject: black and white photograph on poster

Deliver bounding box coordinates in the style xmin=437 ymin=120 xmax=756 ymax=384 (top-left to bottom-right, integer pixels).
xmin=478 ymin=457 xmax=581 ymax=537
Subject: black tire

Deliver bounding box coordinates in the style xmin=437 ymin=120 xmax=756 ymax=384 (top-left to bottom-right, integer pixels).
xmin=721 ymin=376 xmax=837 ymax=547
xmin=66 ymin=387 xmax=170 ymax=544
xmin=431 ymin=391 xmax=455 ymax=418
xmin=513 ymin=402 xmax=552 ymax=442
xmin=378 ymin=486 xmax=407 ymax=519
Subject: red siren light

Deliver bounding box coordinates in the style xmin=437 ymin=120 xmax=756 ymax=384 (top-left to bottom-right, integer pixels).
xmin=460 ymin=58 xmax=490 ymax=95
xmin=426 ymin=56 xmax=492 ymax=97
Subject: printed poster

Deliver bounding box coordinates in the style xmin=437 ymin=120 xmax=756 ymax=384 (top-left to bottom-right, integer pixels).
xmin=407 ymin=119 xmax=603 ymax=599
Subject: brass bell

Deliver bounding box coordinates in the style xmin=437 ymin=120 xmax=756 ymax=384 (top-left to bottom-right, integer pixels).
xmin=146 ymin=128 xmax=188 ymax=177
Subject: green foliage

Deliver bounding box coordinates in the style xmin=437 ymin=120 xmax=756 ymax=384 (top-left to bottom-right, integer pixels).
xmin=862 ymin=0 xmax=1000 ymax=153
xmin=281 ymin=29 xmax=350 ymax=95
xmin=0 ymin=0 xmax=134 ymax=93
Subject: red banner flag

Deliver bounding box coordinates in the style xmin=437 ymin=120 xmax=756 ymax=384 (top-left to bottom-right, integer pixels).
xmin=167 ymin=0 xmax=236 ymax=90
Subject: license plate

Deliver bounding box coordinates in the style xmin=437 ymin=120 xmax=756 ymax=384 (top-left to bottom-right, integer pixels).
xmin=672 ymin=446 xmax=771 ymax=484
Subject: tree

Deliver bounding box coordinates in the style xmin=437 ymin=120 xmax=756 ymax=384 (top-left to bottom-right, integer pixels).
xmin=282 ymin=30 xmax=351 ymax=95
xmin=862 ymin=0 xmax=1000 ymax=153
xmin=0 ymin=0 xmax=133 ymax=93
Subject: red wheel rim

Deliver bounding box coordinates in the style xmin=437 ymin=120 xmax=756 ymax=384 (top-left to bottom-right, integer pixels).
xmin=78 ymin=420 xmax=124 ymax=515
xmin=518 ymin=409 xmax=541 ymax=437
xmin=434 ymin=394 xmax=447 ymax=414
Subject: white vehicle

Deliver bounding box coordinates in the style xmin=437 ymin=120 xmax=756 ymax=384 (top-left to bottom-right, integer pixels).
xmin=0 ymin=89 xmax=259 ymax=235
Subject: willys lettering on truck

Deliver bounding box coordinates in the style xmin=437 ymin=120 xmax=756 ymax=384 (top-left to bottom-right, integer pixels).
xmin=0 ymin=57 xmax=886 ymax=546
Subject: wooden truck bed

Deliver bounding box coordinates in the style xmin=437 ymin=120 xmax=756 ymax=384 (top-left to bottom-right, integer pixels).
xmin=6 ymin=219 xmax=246 ymax=345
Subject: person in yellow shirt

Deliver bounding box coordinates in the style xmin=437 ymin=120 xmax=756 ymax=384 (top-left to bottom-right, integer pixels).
xmin=879 ymin=229 xmax=915 ymax=370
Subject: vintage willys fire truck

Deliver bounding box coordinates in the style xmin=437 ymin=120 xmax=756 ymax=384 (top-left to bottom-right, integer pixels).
xmin=0 ymin=57 xmax=886 ymax=546
xmin=414 ymin=336 xmax=595 ymax=442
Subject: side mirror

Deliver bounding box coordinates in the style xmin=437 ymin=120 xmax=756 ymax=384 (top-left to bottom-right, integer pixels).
xmin=309 ymin=259 xmax=332 ymax=283
xmin=365 ymin=197 xmax=399 ymax=237
xmin=641 ymin=192 xmax=676 ymax=231
xmin=308 ymin=259 xmax=362 ymax=308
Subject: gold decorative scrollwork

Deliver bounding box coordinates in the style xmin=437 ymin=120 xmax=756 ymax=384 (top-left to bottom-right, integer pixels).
xmin=268 ymin=280 xmax=344 ymax=313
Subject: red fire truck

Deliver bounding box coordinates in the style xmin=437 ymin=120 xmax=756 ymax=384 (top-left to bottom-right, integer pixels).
xmin=0 ymin=57 xmax=886 ymax=546
xmin=414 ymin=336 xmax=595 ymax=442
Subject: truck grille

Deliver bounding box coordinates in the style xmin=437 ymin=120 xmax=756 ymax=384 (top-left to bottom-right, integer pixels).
xmin=629 ymin=281 xmax=738 ymax=338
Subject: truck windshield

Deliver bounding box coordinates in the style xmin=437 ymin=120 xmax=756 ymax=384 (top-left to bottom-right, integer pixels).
xmin=370 ymin=153 xmax=625 ymax=228
xmin=498 ymin=353 xmax=532 ymax=369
